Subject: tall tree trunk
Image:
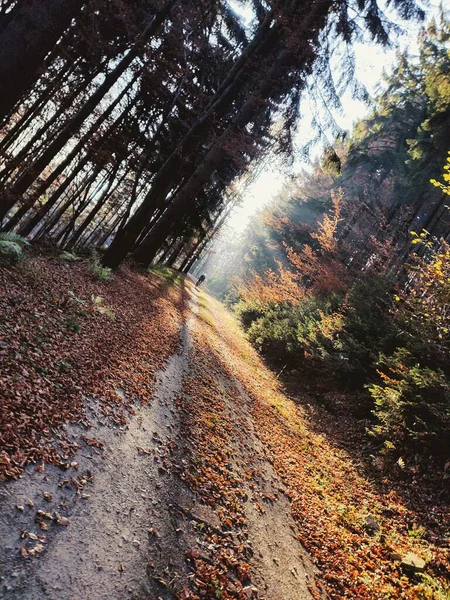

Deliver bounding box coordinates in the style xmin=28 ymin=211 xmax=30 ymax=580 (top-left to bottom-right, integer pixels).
xmin=179 ymin=234 xmax=205 ymax=272
xmin=0 ymin=0 xmax=178 ymax=218
xmin=132 ymin=50 xmax=289 ymax=267
xmin=55 ymin=181 xmax=95 ymax=246
xmin=0 ymin=94 xmax=46 ymax=158
xmin=38 ymin=162 xmax=104 ymax=239
xmin=10 ymin=154 xmax=88 ymax=234
xmin=0 ymin=0 xmax=83 ymax=120
xmin=101 ymin=12 xmax=277 ymax=269
xmin=180 ymin=206 xmax=230 ymax=273
xmin=13 ymin=113 xmax=126 ymax=235
xmin=68 ymin=162 xmax=122 ymax=246
xmin=94 ymin=209 xmax=125 ymax=248
xmin=165 ymin=236 xmax=186 ymax=267
xmin=121 ymin=72 xmax=190 ymax=228
xmin=25 ymin=73 xmax=136 ymax=203
xmin=0 ymin=63 xmax=87 ymax=185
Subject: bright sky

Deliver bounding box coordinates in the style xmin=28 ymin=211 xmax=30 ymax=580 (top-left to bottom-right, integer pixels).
xmin=225 ymin=1 xmax=443 ymax=232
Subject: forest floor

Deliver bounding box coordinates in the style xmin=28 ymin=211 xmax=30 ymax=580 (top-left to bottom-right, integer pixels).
xmin=0 ymin=256 xmax=448 ymax=600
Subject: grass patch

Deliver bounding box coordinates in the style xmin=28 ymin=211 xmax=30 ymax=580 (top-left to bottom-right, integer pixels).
xmin=148 ymin=265 xmax=183 ymax=286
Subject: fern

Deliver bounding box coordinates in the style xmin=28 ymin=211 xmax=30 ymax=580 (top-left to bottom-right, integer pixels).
xmin=91 ymin=262 xmax=114 ymax=281
xmin=0 ymin=232 xmax=29 ymax=246
xmin=58 ymin=250 xmax=79 ymax=263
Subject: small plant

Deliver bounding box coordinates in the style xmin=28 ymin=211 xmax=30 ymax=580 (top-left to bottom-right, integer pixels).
xmin=58 ymin=359 xmax=71 ymax=373
xmin=0 ymin=232 xmax=29 ymax=265
xmin=66 ymin=316 xmax=81 ymax=333
xmin=92 ymin=295 xmax=116 ymax=321
xmin=415 ymin=572 xmax=450 ymax=600
xmin=148 ymin=264 xmax=182 ymax=285
xmin=212 ymin=580 xmax=224 ymax=599
xmin=408 ymin=523 xmax=426 ymax=539
xmin=91 ymin=262 xmax=114 ymax=282
xmin=58 ymin=250 xmax=79 ymax=263
xmin=67 ymin=290 xmax=85 ymax=306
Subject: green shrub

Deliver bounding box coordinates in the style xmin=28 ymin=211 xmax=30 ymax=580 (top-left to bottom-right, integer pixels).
xmin=236 ymin=266 xmax=450 ymax=462
xmin=0 ymin=232 xmax=29 ymax=265
xmin=234 ymin=300 xmax=266 ymax=330
xmin=241 ymin=302 xmax=305 ymax=365
xmin=328 ymin=276 xmax=395 ymax=381
xmin=235 ymin=276 xmax=395 ymax=382
xmin=368 ymin=348 xmax=450 ymax=458
xmin=91 ymin=262 xmax=114 ymax=281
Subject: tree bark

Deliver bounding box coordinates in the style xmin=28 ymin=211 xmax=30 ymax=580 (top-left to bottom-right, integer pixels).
xmin=13 ymin=112 xmax=127 ymax=235
xmin=0 ymin=0 xmax=83 ymax=120
xmin=0 ymin=62 xmax=87 ymax=185
xmin=0 ymin=0 xmax=179 ymax=218
xmin=132 ymin=50 xmax=289 ymax=267
xmin=37 ymin=162 xmax=103 ymax=239
xmin=68 ymin=162 xmax=122 ymax=246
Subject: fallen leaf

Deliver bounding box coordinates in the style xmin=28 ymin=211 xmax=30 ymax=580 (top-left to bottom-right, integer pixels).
xmin=54 ymin=512 xmax=69 ymax=526
xmin=36 ymin=510 xmax=53 ymax=520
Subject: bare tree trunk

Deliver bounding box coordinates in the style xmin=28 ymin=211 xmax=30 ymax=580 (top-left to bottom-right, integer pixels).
xmin=25 ymin=73 xmax=136 ymax=203
xmin=68 ymin=162 xmax=122 ymax=246
xmin=101 ymin=12 xmax=276 ymax=269
xmin=13 ymin=113 xmax=127 ymax=235
xmin=165 ymin=236 xmax=186 ymax=267
xmin=0 ymin=0 xmax=83 ymax=120
xmin=0 ymin=0 xmax=179 ymax=218
xmin=0 ymin=62 xmax=88 ymax=184
xmin=38 ymin=163 xmax=104 ymax=239
xmin=55 ymin=180 xmax=95 ymax=247
xmin=0 ymin=63 xmax=70 ymax=158
xmin=132 ymin=49 xmax=289 ymax=267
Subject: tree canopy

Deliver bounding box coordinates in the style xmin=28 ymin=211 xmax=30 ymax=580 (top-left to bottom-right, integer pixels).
xmin=0 ymin=0 xmax=427 ymax=272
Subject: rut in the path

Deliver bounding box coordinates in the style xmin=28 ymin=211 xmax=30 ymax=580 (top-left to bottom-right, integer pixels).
xmin=179 ymin=290 xmax=323 ymax=600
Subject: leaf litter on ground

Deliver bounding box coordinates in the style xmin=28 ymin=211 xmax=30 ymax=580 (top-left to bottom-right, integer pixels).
xmin=0 ymin=255 xmax=185 ymax=479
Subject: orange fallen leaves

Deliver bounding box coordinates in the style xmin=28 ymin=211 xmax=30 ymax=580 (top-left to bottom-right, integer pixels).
xmin=0 ymin=256 xmax=185 ymax=479
xmin=189 ymin=291 xmax=450 ymax=600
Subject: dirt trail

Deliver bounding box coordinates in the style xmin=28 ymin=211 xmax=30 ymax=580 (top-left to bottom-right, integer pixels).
xmin=0 ymin=283 xmax=320 ymax=600
xmin=224 ymin=380 xmax=318 ymax=600
xmin=184 ymin=290 xmax=322 ymax=600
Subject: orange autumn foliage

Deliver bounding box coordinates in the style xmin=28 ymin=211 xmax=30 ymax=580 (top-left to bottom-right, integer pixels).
xmin=238 ymin=261 xmax=303 ymax=304
xmin=240 ymin=189 xmax=351 ymax=303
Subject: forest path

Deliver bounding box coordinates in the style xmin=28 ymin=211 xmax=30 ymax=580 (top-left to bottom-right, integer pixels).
xmin=0 ymin=280 xmax=321 ymax=600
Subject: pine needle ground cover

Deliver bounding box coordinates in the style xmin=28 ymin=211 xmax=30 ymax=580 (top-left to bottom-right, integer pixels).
xmin=0 ymin=256 xmax=185 ymax=479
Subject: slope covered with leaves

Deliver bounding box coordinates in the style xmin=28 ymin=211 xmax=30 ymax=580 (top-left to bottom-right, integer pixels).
xmin=0 ymin=252 xmax=448 ymax=599
xmin=0 ymin=254 xmax=185 ymax=479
